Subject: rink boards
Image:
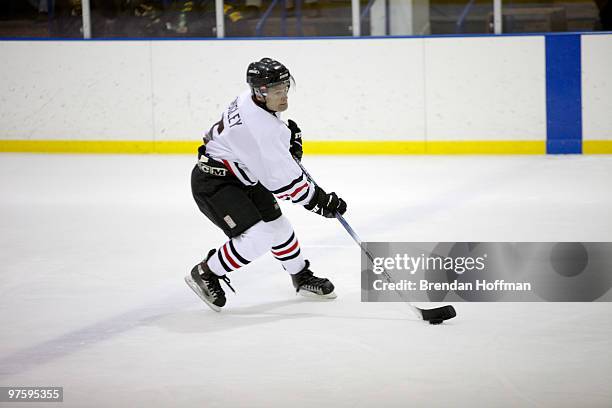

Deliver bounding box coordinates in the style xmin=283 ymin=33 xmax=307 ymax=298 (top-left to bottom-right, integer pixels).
xmin=0 ymin=32 xmax=611 ymax=154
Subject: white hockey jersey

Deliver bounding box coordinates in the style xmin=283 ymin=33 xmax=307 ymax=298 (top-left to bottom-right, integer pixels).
xmin=202 ymin=90 xmax=315 ymax=206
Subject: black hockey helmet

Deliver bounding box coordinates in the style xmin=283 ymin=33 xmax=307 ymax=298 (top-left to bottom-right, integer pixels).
xmin=246 ymin=58 xmax=293 ymax=97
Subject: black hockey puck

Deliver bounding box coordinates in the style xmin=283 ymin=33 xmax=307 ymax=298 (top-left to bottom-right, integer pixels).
xmin=429 ymin=319 xmax=444 ymax=325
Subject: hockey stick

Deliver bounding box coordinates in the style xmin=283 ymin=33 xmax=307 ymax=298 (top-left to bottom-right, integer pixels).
xmin=295 ymin=158 xmax=456 ymax=324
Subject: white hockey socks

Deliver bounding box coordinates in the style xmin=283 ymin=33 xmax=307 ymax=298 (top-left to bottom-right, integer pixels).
xmin=207 ymin=215 xmax=305 ymax=276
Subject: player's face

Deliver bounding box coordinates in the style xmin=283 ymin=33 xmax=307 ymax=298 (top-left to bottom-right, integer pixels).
xmin=265 ymin=82 xmax=289 ymax=112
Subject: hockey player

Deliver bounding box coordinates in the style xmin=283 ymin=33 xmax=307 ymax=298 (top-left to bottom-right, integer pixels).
xmin=185 ymin=57 xmax=347 ymax=312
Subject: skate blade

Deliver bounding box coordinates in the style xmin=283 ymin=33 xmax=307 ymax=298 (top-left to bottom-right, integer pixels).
xmin=184 ymin=275 xmax=221 ymax=312
xmin=297 ymin=290 xmax=337 ymax=300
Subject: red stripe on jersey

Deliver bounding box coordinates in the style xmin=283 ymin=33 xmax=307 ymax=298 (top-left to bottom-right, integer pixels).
xmin=277 ymin=182 xmax=309 ymax=200
xmin=222 ymin=160 xmax=237 ymax=177
xmin=272 ymin=239 xmax=299 ymax=256
xmin=223 ymin=243 xmax=241 ymax=269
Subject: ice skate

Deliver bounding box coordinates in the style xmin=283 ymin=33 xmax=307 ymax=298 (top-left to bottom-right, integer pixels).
xmin=185 ymin=249 xmax=235 ymax=312
xmin=291 ymin=260 xmax=337 ymax=299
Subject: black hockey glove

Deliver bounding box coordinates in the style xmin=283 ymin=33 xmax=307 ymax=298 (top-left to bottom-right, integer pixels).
xmin=288 ymin=119 xmax=303 ymax=162
xmin=304 ymin=185 xmax=347 ymax=218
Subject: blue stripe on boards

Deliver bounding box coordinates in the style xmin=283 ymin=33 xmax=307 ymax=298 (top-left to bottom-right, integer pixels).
xmin=545 ymin=34 xmax=582 ymax=154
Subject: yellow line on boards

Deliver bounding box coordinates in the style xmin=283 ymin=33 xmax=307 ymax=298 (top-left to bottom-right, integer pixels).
xmin=0 ymin=140 xmax=161 ymax=154
xmin=304 ymin=141 xmax=425 ymax=154
xmin=303 ymin=141 xmax=546 ymax=155
xmin=0 ymin=139 xmax=563 ymax=155
xmin=583 ymin=140 xmax=612 ymax=154
xmin=424 ymin=141 xmax=545 ymax=154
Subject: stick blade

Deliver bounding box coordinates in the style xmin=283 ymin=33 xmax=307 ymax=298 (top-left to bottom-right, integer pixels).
xmin=419 ymin=305 xmax=456 ymax=323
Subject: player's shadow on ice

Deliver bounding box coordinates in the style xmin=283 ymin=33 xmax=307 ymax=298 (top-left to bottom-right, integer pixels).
xmin=145 ymin=298 xmax=327 ymax=334
xmin=146 ymin=296 xmax=408 ymax=335
xmin=0 ymin=293 xmax=410 ymax=379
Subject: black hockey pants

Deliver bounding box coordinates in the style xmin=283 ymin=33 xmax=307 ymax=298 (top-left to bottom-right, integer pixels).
xmin=191 ymin=159 xmax=282 ymax=238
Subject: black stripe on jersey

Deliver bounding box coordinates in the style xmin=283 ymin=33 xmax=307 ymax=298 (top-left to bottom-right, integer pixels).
xmin=229 ymin=240 xmax=249 ymax=265
xmin=272 ymin=232 xmax=296 ymax=251
xmin=271 ymin=173 xmax=305 ymax=194
xmin=217 ymin=250 xmax=232 ymax=273
xmin=275 ymin=248 xmax=301 ymax=262
xmin=235 ymin=163 xmax=255 ymax=185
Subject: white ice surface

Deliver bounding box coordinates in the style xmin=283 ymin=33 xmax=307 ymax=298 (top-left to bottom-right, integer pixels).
xmin=0 ymin=154 xmax=611 ymax=407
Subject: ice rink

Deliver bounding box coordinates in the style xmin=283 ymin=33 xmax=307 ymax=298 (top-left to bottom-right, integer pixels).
xmin=1 ymin=153 xmax=611 ymax=407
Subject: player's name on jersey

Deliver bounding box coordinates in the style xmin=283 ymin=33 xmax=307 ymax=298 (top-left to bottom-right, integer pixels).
xmin=371 ymin=279 xmax=533 ymax=292
xmin=227 ymin=98 xmax=243 ymax=128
